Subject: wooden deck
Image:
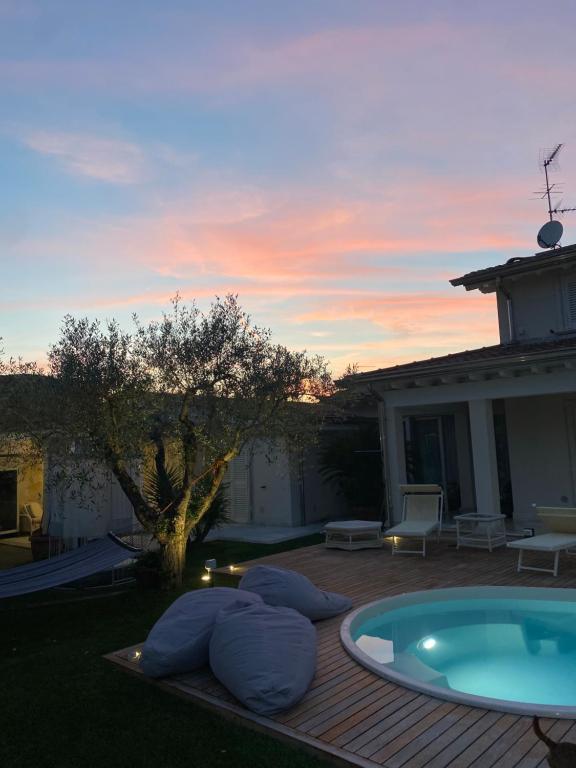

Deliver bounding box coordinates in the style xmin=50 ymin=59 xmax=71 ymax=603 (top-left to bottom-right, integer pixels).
xmin=106 ymin=542 xmax=576 ymax=767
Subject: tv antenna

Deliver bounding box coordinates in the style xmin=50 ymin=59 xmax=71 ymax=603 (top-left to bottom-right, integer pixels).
xmin=534 ymin=144 xmax=576 ymax=248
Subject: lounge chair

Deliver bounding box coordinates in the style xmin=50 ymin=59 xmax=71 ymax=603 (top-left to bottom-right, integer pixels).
xmin=19 ymin=502 xmax=43 ymax=535
xmin=507 ymin=506 xmax=576 ymax=576
xmin=324 ymin=520 xmax=383 ymax=550
xmin=384 ymin=484 xmax=444 ymax=557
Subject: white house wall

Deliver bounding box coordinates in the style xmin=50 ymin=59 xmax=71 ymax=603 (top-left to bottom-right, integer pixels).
xmin=496 ymin=268 xmax=576 ymax=343
xmin=505 ymin=395 xmax=576 ymax=529
xmin=499 ymin=271 xmax=566 ymax=342
xmin=44 ymin=458 xmax=137 ymax=540
xmin=300 ymin=448 xmax=349 ymax=524
xmin=249 ymin=441 xmax=295 ymax=526
xmin=224 ymin=438 xmax=351 ymax=527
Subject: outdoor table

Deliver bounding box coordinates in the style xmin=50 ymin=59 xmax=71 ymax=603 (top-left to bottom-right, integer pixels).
xmin=455 ymin=512 xmax=507 ymax=552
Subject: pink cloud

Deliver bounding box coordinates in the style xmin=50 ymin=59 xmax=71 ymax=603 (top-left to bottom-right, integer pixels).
xmin=0 ymin=24 xmax=455 ymax=93
xmin=8 ymin=172 xmax=538 ymax=289
xmin=2 ymin=169 xmax=527 ymax=373
xmin=2 ymin=19 xmax=568 ymax=102
xmin=131 ymin=175 xmax=534 ymax=285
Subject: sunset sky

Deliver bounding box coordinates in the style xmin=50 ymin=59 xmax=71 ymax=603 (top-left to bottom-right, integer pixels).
xmin=3 ymin=1 xmax=576 ymax=376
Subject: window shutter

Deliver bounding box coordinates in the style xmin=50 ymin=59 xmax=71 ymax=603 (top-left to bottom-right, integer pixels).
xmin=226 ymin=449 xmax=251 ymax=523
xmin=567 ymin=279 xmax=576 ymax=328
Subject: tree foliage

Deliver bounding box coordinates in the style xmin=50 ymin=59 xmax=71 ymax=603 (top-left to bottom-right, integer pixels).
xmin=1 ymin=297 xmax=333 ymax=587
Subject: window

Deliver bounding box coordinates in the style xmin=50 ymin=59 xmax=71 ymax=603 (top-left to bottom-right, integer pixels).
xmin=564 ymin=277 xmax=576 ymax=328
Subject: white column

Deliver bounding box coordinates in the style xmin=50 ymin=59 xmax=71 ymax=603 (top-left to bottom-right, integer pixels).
xmin=468 ymin=399 xmax=501 ymax=516
xmin=454 ymin=410 xmax=475 ymax=510
xmin=383 ymin=404 xmax=406 ymax=524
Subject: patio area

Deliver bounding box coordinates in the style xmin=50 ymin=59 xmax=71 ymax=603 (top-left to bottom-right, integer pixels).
xmin=107 ymin=541 xmax=576 ymax=768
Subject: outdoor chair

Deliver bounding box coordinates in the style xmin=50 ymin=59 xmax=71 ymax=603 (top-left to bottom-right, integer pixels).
xmin=507 ymin=506 xmax=576 ymax=576
xmin=384 ymin=484 xmax=444 ymax=557
xmin=19 ymin=502 xmax=43 ymax=536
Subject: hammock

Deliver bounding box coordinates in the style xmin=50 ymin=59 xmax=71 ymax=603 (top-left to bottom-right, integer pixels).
xmin=0 ymin=533 xmax=142 ymax=598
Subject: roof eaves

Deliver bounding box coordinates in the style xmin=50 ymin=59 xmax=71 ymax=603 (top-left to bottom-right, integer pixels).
xmin=450 ymin=245 xmax=576 ymax=290
xmin=348 ymin=344 xmax=576 ymax=385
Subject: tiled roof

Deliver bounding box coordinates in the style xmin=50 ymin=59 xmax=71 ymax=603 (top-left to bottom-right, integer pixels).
xmin=450 ymin=243 xmax=576 ymax=289
xmin=353 ymin=336 xmax=576 ymax=381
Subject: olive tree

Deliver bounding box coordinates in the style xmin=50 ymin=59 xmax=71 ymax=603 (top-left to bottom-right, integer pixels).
xmin=42 ymin=295 xmax=332 ymax=588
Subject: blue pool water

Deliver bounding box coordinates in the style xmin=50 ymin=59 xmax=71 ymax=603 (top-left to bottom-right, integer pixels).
xmin=342 ymin=588 xmax=576 ymax=716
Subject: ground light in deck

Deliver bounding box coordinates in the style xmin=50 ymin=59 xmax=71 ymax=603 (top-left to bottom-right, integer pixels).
xmin=341 ymin=586 xmax=576 ymax=718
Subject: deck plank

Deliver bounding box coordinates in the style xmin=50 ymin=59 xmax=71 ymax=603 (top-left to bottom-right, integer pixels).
xmin=106 ymin=541 xmax=576 ymax=767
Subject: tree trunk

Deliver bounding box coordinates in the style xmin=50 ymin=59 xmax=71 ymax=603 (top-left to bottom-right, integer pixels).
xmin=159 ymin=534 xmax=187 ymax=590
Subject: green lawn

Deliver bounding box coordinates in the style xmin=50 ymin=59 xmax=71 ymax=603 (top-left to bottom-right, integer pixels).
xmin=1 ymin=536 xmax=326 ymax=768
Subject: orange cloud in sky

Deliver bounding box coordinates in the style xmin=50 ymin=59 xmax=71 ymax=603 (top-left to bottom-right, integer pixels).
xmin=294 ymin=292 xmax=496 ymax=346
xmin=129 ymin=175 xmax=533 ymax=286
xmin=3 ymin=153 xmax=526 ymax=373
xmin=298 ymin=292 xmax=498 ymax=375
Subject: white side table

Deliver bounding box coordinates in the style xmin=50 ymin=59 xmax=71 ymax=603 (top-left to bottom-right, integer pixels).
xmin=455 ymin=513 xmax=507 ymax=552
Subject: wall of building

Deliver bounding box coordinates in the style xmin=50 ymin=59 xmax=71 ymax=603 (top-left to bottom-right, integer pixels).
xmin=496 ymin=267 xmax=576 ymax=342
xmin=0 ymin=439 xmax=45 ymax=532
xmin=18 ymin=460 xmax=44 ymax=520
xmin=505 ymin=394 xmax=576 ymax=529
xmin=44 ymin=458 xmax=137 ymax=539
xmin=300 ymin=447 xmax=349 ymax=524
xmin=224 ymin=438 xmax=351 ymax=527
xmin=248 ymin=440 xmax=295 ymax=526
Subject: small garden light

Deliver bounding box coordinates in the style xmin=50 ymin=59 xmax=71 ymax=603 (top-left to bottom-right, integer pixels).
xmin=202 ymin=558 xmax=217 ymax=584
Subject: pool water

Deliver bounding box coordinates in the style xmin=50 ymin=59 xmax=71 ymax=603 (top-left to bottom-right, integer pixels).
xmin=343 ymin=588 xmax=576 ymax=716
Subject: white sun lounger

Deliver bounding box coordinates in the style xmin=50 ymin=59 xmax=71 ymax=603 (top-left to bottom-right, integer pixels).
xmin=324 ymin=520 xmax=383 ymax=550
xmin=507 ymin=533 xmax=576 ymax=577
xmin=384 ymin=484 xmax=444 ymax=557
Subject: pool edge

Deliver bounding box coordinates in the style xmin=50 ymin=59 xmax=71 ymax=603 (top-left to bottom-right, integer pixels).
xmin=340 ymin=585 xmax=576 ymax=719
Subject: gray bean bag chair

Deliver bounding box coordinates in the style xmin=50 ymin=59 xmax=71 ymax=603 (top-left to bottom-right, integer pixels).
xmin=239 ymin=565 xmax=352 ymax=620
xmin=209 ymin=601 xmax=317 ymax=715
xmin=140 ymin=587 xmax=262 ymax=678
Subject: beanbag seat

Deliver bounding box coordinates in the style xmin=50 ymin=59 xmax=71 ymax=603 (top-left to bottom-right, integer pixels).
xmin=140 ymin=587 xmax=262 ymax=678
xmin=209 ymin=601 xmax=317 ymax=715
xmin=239 ymin=565 xmax=352 ymax=621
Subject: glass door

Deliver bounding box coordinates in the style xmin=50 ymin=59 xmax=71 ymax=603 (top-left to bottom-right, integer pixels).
xmin=404 ymin=417 xmax=445 ymax=486
xmin=404 ymin=415 xmax=462 ymax=514
xmin=0 ymin=470 xmax=18 ymax=533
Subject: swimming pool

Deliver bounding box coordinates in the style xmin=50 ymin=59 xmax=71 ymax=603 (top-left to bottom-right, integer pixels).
xmin=341 ymin=586 xmax=576 ymax=717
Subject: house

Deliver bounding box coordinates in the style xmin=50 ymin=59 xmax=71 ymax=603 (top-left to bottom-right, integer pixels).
xmin=0 ymin=429 xmax=350 ymax=544
xmin=348 ymin=243 xmax=576 ymax=531
xmin=0 ymin=441 xmax=136 ymax=540
xmin=224 ymin=418 xmax=382 ymax=529
xmin=221 ymin=436 xmax=350 ymax=528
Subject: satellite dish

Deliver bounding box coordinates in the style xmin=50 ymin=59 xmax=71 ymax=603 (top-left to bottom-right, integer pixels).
xmin=537 ymin=219 xmax=563 ymax=249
